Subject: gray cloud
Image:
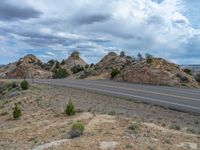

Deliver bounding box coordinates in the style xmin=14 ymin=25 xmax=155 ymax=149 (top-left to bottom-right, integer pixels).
xmin=0 ymin=0 xmax=42 ymax=21
xmin=73 ymin=14 xmax=111 ymax=25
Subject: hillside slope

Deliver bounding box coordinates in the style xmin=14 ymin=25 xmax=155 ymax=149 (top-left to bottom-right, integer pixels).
xmin=0 ymin=54 xmax=52 ymax=79
xmin=84 ymin=52 xmax=199 ymax=88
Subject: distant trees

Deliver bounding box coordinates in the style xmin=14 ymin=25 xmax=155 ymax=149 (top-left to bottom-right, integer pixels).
xmin=145 ymin=53 xmax=153 ymax=64
xmin=52 ymin=68 xmax=69 ymax=79
xmin=71 ymin=65 xmax=84 ymax=74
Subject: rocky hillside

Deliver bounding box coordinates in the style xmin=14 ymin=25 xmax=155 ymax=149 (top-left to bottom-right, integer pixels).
xmin=84 ymin=52 xmax=199 ymax=88
xmin=62 ymin=51 xmax=87 ymax=71
xmin=0 ymin=54 xmax=52 ymax=79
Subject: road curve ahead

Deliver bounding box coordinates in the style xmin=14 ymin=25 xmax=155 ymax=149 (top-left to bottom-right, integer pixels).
xmin=33 ymin=79 xmax=200 ymax=114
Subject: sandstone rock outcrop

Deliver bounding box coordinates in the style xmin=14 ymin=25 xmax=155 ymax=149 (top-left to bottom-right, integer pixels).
xmin=84 ymin=52 xmax=199 ymax=88
xmin=0 ymin=54 xmax=52 ymax=79
xmin=62 ymin=51 xmax=87 ymax=71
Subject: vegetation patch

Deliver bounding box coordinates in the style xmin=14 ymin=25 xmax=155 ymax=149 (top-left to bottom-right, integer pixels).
xmin=128 ymin=122 xmax=140 ymax=131
xmin=169 ymin=124 xmax=181 ymax=130
xmin=20 ymin=80 xmax=29 ymax=90
xmin=12 ymin=103 xmax=22 ymax=119
xmin=52 ymin=68 xmax=69 ymax=79
xmin=111 ymin=68 xmax=120 ymax=79
xmin=65 ymin=100 xmax=75 ymax=116
xmin=68 ymin=121 xmax=85 ymax=139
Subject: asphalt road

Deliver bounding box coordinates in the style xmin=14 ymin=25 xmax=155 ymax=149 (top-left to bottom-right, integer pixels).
xmin=32 ymin=79 xmax=200 ymax=114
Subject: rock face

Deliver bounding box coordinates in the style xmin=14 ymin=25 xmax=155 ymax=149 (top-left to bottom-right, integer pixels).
xmin=117 ymin=58 xmax=199 ymax=87
xmin=0 ymin=54 xmax=52 ymax=79
xmin=62 ymin=51 xmax=87 ymax=71
xmin=85 ymin=52 xmax=199 ymax=88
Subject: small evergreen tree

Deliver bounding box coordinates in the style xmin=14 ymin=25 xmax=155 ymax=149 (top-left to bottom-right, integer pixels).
xmin=61 ymin=60 xmax=65 ymax=65
xmin=20 ymin=80 xmax=29 ymax=90
xmin=13 ymin=103 xmax=22 ymax=119
xmin=65 ymin=99 xmax=75 ymax=116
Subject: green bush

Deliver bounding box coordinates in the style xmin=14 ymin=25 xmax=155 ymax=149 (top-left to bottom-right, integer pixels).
xmin=128 ymin=122 xmax=140 ymax=130
xmin=65 ymin=100 xmax=75 ymax=116
xmin=71 ymin=65 xmax=84 ymax=74
xmin=111 ymin=68 xmax=120 ymax=79
xmin=169 ymin=124 xmax=180 ymax=130
xmin=176 ymin=74 xmax=189 ymax=83
xmin=69 ymin=121 xmax=85 ymax=138
xmin=20 ymin=80 xmax=29 ymax=90
xmin=183 ymin=68 xmax=191 ymax=75
xmin=145 ymin=53 xmax=153 ymax=64
xmin=61 ymin=60 xmax=65 ymax=65
xmin=52 ymin=68 xmax=69 ymax=79
xmin=12 ymin=103 xmax=22 ymax=119
xmin=195 ymin=73 xmax=200 ymax=82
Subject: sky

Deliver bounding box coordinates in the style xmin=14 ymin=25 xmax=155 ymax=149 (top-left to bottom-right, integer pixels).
xmin=0 ymin=0 xmax=200 ymax=65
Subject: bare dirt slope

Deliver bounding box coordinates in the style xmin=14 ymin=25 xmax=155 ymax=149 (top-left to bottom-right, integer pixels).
xmin=0 ymin=80 xmax=200 ymax=150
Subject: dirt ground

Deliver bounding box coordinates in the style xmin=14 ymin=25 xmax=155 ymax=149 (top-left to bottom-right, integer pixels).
xmin=0 ymin=81 xmax=200 ymax=150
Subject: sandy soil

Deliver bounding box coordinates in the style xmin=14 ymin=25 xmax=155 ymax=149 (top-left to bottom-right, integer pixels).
xmin=0 ymin=81 xmax=200 ymax=150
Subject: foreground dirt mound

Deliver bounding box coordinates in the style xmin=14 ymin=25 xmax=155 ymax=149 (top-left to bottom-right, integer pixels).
xmin=85 ymin=52 xmax=199 ymax=88
xmin=0 ymin=54 xmax=52 ymax=79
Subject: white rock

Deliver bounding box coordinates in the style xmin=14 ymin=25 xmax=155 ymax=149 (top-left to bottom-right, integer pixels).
xmin=32 ymin=139 xmax=70 ymax=150
xmin=177 ymin=142 xmax=198 ymax=150
xmin=100 ymin=141 xmax=119 ymax=150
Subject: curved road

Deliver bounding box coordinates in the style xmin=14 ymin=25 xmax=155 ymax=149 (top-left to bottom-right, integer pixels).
xmin=33 ymin=79 xmax=200 ymax=114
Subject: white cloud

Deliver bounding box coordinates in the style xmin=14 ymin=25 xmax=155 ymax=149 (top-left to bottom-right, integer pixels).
xmin=0 ymin=0 xmax=199 ymax=64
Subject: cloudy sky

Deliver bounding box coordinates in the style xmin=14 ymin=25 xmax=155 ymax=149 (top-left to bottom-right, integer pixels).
xmin=0 ymin=0 xmax=199 ymax=64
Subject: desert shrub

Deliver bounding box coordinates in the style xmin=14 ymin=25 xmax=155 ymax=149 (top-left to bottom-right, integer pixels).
xmin=69 ymin=121 xmax=85 ymax=138
xmin=71 ymin=65 xmax=84 ymax=74
xmin=169 ymin=124 xmax=180 ymax=130
xmin=195 ymin=73 xmax=200 ymax=82
xmin=145 ymin=53 xmax=153 ymax=64
xmin=47 ymin=59 xmax=55 ymax=66
xmin=12 ymin=103 xmax=22 ymax=119
xmin=128 ymin=122 xmax=140 ymax=130
xmin=52 ymin=68 xmax=69 ymax=79
xmin=11 ymin=82 xmax=18 ymax=88
xmin=90 ymin=63 xmax=94 ymax=68
xmin=20 ymin=80 xmax=29 ymax=90
xmin=111 ymin=68 xmax=120 ymax=79
xmin=61 ymin=60 xmax=65 ymax=65
xmin=176 ymin=74 xmax=189 ymax=83
xmin=55 ymin=61 xmax=60 ymax=69
xmin=183 ymin=68 xmax=192 ymax=75
xmin=85 ymin=64 xmax=89 ymax=69
xmin=65 ymin=100 xmax=75 ymax=116
xmin=108 ymin=111 xmax=116 ymax=116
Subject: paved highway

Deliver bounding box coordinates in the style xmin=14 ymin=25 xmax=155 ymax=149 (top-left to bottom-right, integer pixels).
xmin=32 ymin=79 xmax=200 ymax=114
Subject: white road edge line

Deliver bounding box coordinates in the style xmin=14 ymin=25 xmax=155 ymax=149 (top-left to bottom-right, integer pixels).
xmin=36 ymin=81 xmax=200 ymax=111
